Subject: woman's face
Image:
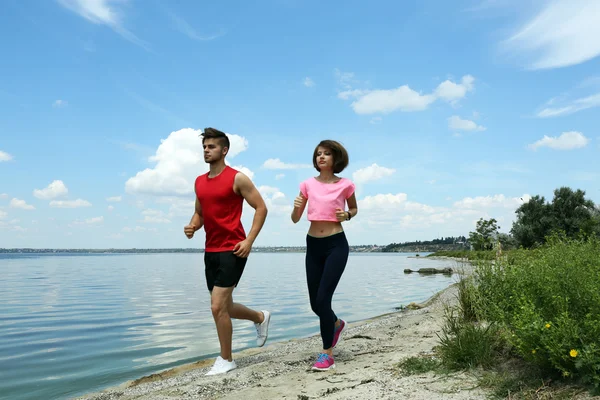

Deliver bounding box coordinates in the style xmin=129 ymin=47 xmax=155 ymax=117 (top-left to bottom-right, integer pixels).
xmin=315 ymin=146 xmax=333 ymax=170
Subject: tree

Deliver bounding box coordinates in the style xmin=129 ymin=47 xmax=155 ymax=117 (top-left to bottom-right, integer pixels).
xmin=497 ymin=232 xmax=518 ymax=250
xmin=511 ymin=195 xmax=552 ymax=248
xmin=550 ymin=187 xmax=596 ymax=238
xmin=511 ymin=187 xmax=599 ymax=248
xmin=469 ymin=218 xmax=499 ymax=250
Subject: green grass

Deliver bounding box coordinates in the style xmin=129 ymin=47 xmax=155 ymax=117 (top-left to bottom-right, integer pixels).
xmin=396 ymin=355 xmax=442 ymax=375
xmin=434 ymin=236 xmax=600 ymax=397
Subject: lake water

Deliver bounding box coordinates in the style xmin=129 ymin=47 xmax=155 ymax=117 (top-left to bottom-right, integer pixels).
xmin=0 ymin=252 xmax=458 ymax=400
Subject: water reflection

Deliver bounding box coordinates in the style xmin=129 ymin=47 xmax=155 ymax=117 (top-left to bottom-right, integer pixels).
xmin=0 ymin=252 xmax=458 ymax=400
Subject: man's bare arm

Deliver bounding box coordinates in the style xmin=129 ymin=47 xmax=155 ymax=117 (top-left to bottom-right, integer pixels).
xmin=190 ymin=198 xmax=204 ymax=230
xmin=184 ymin=195 xmax=204 ymax=239
xmin=235 ymin=173 xmax=267 ymax=244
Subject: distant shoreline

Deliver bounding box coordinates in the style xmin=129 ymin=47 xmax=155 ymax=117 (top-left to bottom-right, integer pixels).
xmin=0 ymin=246 xmax=389 ymax=254
xmin=0 ymin=247 xmax=462 ymax=254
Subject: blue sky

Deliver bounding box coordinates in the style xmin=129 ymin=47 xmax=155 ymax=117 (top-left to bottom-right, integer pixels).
xmin=1 ymin=0 xmax=599 ymax=248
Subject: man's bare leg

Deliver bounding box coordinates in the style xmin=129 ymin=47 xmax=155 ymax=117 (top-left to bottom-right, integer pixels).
xmin=210 ymin=286 xmax=235 ymax=361
xmin=227 ymin=296 xmax=264 ymax=324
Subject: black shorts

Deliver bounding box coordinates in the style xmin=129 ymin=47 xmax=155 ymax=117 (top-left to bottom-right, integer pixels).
xmin=204 ymin=251 xmax=247 ymax=291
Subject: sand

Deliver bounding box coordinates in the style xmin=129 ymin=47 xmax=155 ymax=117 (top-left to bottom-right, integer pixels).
xmin=77 ymin=281 xmax=492 ymax=400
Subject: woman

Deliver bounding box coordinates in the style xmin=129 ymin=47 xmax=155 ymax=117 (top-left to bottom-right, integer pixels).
xmin=291 ymin=139 xmax=358 ymax=371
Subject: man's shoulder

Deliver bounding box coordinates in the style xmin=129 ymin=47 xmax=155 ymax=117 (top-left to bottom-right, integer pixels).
xmin=195 ymin=172 xmax=209 ymax=183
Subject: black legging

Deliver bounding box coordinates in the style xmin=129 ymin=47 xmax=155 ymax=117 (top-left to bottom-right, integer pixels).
xmin=305 ymin=231 xmax=349 ymax=349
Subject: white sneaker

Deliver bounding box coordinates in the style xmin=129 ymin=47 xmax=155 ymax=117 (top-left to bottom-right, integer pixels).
xmin=254 ymin=310 xmax=271 ymax=347
xmin=205 ymin=356 xmax=237 ymax=376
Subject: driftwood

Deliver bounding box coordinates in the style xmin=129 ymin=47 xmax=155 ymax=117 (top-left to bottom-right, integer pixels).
xmin=403 ymin=267 xmax=453 ymax=275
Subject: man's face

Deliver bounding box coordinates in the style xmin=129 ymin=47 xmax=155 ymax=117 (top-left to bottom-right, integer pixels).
xmin=203 ymin=138 xmax=227 ymax=164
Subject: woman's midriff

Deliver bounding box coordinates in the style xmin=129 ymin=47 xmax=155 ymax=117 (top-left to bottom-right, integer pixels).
xmin=307 ymin=221 xmax=344 ymax=238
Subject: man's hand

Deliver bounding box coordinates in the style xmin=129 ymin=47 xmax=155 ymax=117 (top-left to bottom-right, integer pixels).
xmin=233 ymin=239 xmax=253 ymax=258
xmin=184 ymin=224 xmax=197 ymax=239
xmin=335 ymin=208 xmax=348 ymax=222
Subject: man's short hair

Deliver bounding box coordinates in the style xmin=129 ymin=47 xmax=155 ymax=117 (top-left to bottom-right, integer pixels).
xmin=313 ymin=140 xmax=349 ymax=173
xmin=201 ymin=127 xmax=230 ymax=149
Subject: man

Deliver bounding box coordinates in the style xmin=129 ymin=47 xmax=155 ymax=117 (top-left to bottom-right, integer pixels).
xmin=184 ymin=127 xmax=271 ymax=376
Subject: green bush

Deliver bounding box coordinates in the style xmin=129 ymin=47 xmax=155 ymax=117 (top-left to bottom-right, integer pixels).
xmin=473 ymin=236 xmax=600 ymax=390
xmin=436 ymin=306 xmax=503 ymax=369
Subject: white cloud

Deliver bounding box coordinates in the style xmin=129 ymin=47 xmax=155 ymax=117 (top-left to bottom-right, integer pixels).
xmin=140 ymin=209 xmax=171 ymax=224
xmin=536 ymin=93 xmax=600 ymax=118
xmin=125 ymin=128 xmax=249 ymax=197
xmin=142 ymin=208 xmax=163 ymax=216
xmin=453 ymin=194 xmax=530 ymax=209
xmin=69 ymin=216 xmax=104 ymax=227
xmin=256 ymin=186 xmax=292 ymax=216
xmin=231 ymin=165 xmax=255 ymax=181
xmin=435 ymin=75 xmax=475 ymax=103
xmin=262 ymin=158 xmax=312 ymax=170
xmin=58 ymin=0 xmax=150 ymax=50
xmin=503 ymin=0 xmax=600 ymax=70
xmin=347 ymin=87 xmax=436 ymax=114
xmin=352 ymin=164 xmax=396 ymax=184
xmin=53 ymin=100 xmax=68 ymax=108
xmin=0 ymin=150 xmax=13 ymax=162
xmin=351 ymin=191 xmax=532 ymax=241
xmin=529 ymin=131 xmax=590 ymax=151
xmin=337 ymin=89 xmax=368 ymax=101
xmin=33 ymin=180 xmax=69 ymax=200
xmin=0 ymin=193 xmax=8 ymax=199
xmin=334 ymin=68 xmax=358 ymax=89
xmin=339 ymin=75 xmax=475 ymax=115
xmin=10 ymin=198 xmax=35 ymax=210
xmin=108 ymin=205 xmax=114 ymax=211
xmin=167 ymin=10 xmax=225 ymax=41
xmin=122 ymin=226 xmax=158 ymax=233
xmin=106 ymin=196 xmax=122 ymax=202
xmin=275 ymin=174 xmax=285 ymax=180
xmin=0 ymin=210 xmax=6 ymax=219
xmin=108 ymin=233 xmax=125 ymax=239
xmin=86 ymin=216 xmax=104 ymax=224
xmin=448 ymin=116 xmax=486 ymax=132
xmin=370 ymin=117 xmax=382 ymax=125
xmin=303 ymin=77 xmax=315 ymax=87
xmin=50 ymin=199 xmax=92 ymax=208
xmin=12 ymin=226 xmax=26 ymax=232
xmin=360 ymin=193 xmax=408 ymax=209
xmin=141 ymin=216 xmax=171 ymax=224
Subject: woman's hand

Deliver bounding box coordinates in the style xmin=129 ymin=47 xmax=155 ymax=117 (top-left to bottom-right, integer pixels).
xmin=335 ymin=208 xmax=348 ymax=222
xmin=294 ymin=194 xmax=307 ymax=208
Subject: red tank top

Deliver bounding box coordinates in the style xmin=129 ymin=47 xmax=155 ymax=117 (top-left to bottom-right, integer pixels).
xmin=195 ymin=166 xmax=246 ymax=252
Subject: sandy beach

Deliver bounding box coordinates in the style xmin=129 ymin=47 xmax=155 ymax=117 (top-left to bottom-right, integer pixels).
xmin=77 ymin=281 xmax=492 ymax=400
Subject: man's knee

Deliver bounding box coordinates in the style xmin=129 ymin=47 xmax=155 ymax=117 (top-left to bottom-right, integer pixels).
xmin=211 ymin=300 xmax=230 ymax=317
xmin=211 ymin=291 xmax=232 ymax=317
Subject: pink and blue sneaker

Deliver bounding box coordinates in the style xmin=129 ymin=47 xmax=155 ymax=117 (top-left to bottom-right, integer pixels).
xmin=312 ymin=353 xmax=335 ymax=371
xmin=332 ymin=319 xmax=347 ymax=348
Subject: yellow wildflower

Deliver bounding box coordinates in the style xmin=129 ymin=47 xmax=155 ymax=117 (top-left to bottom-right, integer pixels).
xmin=531 ymin=349 xmax=536 ymax=354
xmin=545 ymin=323 xmax=551 ymax=329
xmin=569 ymin=349 xmax=578 ymax=358
xmin=563 ymin=371 xmax=570 ymax=377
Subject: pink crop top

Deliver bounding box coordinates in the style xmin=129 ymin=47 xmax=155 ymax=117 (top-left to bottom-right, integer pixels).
xmin=299 ymin=177 xmax=356 ymax=222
